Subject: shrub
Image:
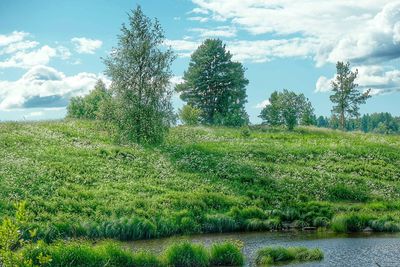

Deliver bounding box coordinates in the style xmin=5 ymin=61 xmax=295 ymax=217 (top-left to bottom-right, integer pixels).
xmin=163 ymin=242 xmax=209 ymax=267
xmin=256 ymin=246 xmax=323 ymax=265
xmin=210 ymin=242 xmax=244 ymax=266
xmin=179 ymin=105 xmax=202 ymax=126
xmin=67 ymin=79 xmax=111 ymax=120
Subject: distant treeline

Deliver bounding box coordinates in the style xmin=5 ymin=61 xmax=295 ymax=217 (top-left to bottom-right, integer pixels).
xmin=316 ymin=113 xmax=400 ymax=134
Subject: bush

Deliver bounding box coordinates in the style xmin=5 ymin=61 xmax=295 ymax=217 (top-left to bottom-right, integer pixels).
xmin=163 ymin=242 xmax=209 ymax=267
xmin=256 ymin=246 xmax=323 ymax=265
xmin=67 ymin=79 xmax=111 ymax=120
xmin=179 ymin=105 xmax=202 ymax=126
xmin=210 ymin=242 xmax=244 ymax=266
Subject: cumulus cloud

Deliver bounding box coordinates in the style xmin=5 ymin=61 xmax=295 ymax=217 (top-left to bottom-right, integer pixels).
xmin=0 ymin=40 xmax=39 ymax=55
xmin=71 ymin=37 xmax=102 ymax=54
xmin=315 ymin=65 xmax=400 ymax=95
xmin=254 ymin=99 xmax=270 ymax=109
xmin=0 ymin=45 xmax=57 ymax=69
xmin=190 ymin=0 xmax=400 ymax=66
xmin=0 ymin=32 xmax=72 ymax=68
xmin=0 ymin=31 xmax=29 ymax=46
xmin=0 ymin=65 xmax=109 ymax=109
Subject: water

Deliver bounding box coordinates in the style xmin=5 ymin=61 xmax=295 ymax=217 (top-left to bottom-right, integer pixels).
xmin=126 ymin=231 xmax=400 ymax=266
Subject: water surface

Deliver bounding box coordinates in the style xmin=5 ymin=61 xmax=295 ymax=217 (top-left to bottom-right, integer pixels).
xmin=126 ymin=231 xmax=400 ymax=266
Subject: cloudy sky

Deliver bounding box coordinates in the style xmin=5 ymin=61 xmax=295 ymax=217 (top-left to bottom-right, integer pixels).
xmin=1 ymin=0 xmax=399 ymax=122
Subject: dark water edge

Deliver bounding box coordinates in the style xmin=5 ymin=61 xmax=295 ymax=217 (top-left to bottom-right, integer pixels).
xmin=125 ymin=231 xmax=400 ymax=267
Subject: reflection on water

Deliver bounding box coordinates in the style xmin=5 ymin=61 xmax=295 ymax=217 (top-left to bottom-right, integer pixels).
xmin=126 ymin=231 xmax=400 ymax=267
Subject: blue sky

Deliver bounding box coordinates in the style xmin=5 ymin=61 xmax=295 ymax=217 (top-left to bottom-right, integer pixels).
xmin=0 ymin=0 xmax=399 ymax=123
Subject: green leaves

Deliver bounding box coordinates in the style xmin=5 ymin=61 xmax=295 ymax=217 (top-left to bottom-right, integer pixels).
xmin=330 ymin=61 xmax=371 ymax=129
xmin=177 ymin=39 xmax=249 ymax=126
xmin=259 ymin=89 xmax=315 ymax=130
xmin=103 ymin=6 xmax=175 ymax=144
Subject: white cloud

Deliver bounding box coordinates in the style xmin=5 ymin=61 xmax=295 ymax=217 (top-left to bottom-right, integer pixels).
xmin=189 ymin=26 xmax=237 ymax=38
xmin=315 ymin=65 xmax=400 ymax=95
xmin=56 ymin=46 xmax=72 ymax=60
xmin=164 ymin=39 xmax=200 ymax=58
xmin=0 ymin=45 xmax=57 ymax=69
xmin=0 ymin=40 xmax=39 ymax=55
xmin=0 ymin=65 xmax=109 ymax=109
xmin=315 ymin=76 xmax=332 ymax=93
xmin=189 ymin=7 xmax=209 ymax=15
xmin=0 ymin=31 xmax=29 ymax=46
xmin=254 ymin=99 xmax=270 ymax=109
xmin=71 ymin=37 xmax=102 ymax=54
xmin=170 ymin=76 xmax=184 ymax=86
xmin=166 ymin=38 xmax=318 ymax=63
xmin=0 ymin=32 xmax=72 ymax=69
xmin=188 ymin=16 xmax=209 ymax=22
xmin=191 ymin=0 xmax=400 ymax=66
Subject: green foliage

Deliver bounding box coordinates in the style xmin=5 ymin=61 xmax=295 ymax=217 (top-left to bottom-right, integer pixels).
xmin=316 ymin=116 xmax=329 ymax=128
xmin=256 ymin=246 xmax=323 ymax=265
xmin=240 ymin=126 xmax=251 ymax=138
xmin=0 ymin=202 xmax=52 ymax=267
xmin=1 ymin=121 xmax=400 ymax=244
xmin=327 ymin=184 xmax=369 ymax=202
xmin=163 ymin=242 xmax=209 ymax=267
xmin=331 ymin=213 xmax=371 ymax=232
xmin=20 ymin=241 xmax=145 ymax=267
xmin=176 ymin=39 xmax=249 ymax=126
xmin=178 ymin=105 xmax=202 ymax=126
xmin=67 ymin=80 xmax=111 ymax=120
xmin=330 ymin=61 xmax=371 ymax=129
xmin=103 ymin=6 xmax=175 ymax=144
xmin=360 ymin=113 xmax=400 ymax=134
xmin=132 ymin=251 xmax=164 ymax=267
xmin=259 ymin=90 xmax=315 ymax=130
xmin=209 ymin=242 xmax=244 ymax=266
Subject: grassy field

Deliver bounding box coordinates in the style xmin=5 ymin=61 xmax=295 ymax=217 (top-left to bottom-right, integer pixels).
xmin=1 ymin=120 xmax=400 ymax=242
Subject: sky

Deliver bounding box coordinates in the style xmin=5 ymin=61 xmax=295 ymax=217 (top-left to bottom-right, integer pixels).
xmin=0 ymin=0 xmax=399 ymax=123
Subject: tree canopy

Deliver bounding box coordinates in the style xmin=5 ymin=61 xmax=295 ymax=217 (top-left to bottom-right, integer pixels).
xmin=103 ymin=6 xmax=175 ymax=144
xmin=67 ymin=79 xmax=110 ymax=120
xmin=330 ymin=61 xmax=371 ymax=129
xmin=259 ymin=89 xmax=315 ymax=130
xmin=176 ymin=39 xmax=249 ymax=126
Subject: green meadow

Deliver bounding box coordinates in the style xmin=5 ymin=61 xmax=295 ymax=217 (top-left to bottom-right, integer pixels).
xmin=1 ymin=120 xmax=400 ymax=242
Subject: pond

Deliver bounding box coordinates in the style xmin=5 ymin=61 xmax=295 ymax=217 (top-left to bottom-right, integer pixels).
xmin=126 ymin=231 xmax=400 ymax=266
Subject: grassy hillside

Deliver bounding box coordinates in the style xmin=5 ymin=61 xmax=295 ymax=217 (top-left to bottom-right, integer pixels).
xmin=1 ymin=120 xmax=400 ymax=241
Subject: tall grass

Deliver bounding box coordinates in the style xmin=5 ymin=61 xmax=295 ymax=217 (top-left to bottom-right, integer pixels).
xmin=331 ymin=213 xmax=371 ymax=232
xmin=1 ymin=121 xmax=400 ymax=243
xmin=256 ymin=246 xmax=323 ymax=265
xmin=209 ymin=242 xmax=244 ymax=266
xmin=163 ymin=242 xmax=209 ymax=267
